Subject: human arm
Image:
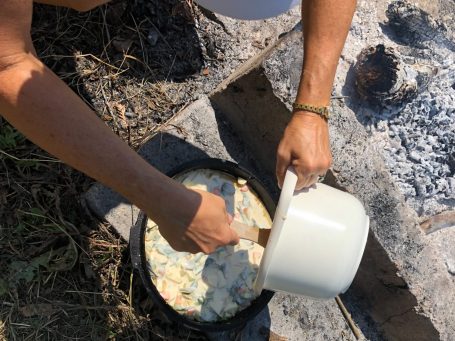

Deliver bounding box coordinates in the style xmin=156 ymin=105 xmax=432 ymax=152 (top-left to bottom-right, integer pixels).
xmin=276 ymin=0 xmax=356 ymax=189
xmin=0 ymin=0 xmax=239 ymax=254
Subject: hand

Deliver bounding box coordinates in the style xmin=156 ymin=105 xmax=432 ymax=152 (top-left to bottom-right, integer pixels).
xmin=276 ymin=111 xmax=332 ymax=190
xmin=153 ymin=185 xmax=239 ymax=254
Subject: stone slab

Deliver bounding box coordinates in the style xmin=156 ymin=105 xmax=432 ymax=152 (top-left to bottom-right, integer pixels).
xmin=84 ymin=184 xmax=139 ymax=241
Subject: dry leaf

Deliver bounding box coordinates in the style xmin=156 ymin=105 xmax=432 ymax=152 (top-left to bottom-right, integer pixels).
xmin=102 ymin=114 xmax=113 ymax=122
xmin=147 ymin=100 xmax=156 ymax=110
xmin=113 ymin=103 xmax=127 ymax=121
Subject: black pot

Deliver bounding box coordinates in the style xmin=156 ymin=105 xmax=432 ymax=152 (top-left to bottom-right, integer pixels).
xmin=130 ymin=159 xmax=276 ymax=332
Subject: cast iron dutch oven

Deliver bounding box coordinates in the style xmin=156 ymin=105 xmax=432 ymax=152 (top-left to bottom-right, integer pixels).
xmin=130 ymin=159 xmax=276 ymax=332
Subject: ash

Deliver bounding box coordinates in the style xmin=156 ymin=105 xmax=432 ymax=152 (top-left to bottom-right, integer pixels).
xmin=382 ymin=68 xmax=455 ymax=216
xmin=368 ymin=1 xmax=455 ymax=217
xmin=260 ymin=0 xmax=455 ymax=217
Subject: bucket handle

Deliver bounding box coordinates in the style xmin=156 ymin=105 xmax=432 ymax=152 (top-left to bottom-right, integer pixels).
xmin=282 ymin=167 xmax=298 ymax=194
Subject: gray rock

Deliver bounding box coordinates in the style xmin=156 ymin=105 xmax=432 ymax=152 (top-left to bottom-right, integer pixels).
xmin=409 ymin=151 xmax=422 ymax=162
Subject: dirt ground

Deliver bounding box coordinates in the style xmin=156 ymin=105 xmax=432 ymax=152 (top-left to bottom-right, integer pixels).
xmin=0 ymin=1 xmax=218 ymax=340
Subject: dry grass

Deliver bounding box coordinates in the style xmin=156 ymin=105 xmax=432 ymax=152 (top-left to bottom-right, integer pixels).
xmin=31 ymin=0 xmax=205 ymax=148
xmin=0 ymin=0 xmax=214 ymax=339
xmin=0 ymin=116 xmax=211 ymax=340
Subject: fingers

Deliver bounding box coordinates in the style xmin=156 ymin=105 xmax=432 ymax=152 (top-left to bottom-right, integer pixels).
xmin=225 ymin=213 xmax=240 ymax=246
xmin=295 ymin=174 xmax=317 ymax=190
xmin=207 ymin=197 xmax=239 ymax=251
xmin=295 ymin=174 xmax=312 ymax=190
xmin=199 ymin=223 xmax=239 ymax=254
xmin=293 ymin=162 xmax=330 ymax=190
xmin=226 ymin=212 xmax=234 ymax=225
xmin=227 ymin=225 xmax=240 ymax=246
xmin=295 ymin=170 xmax=329 ymax=190
xmin=223 ymin=207 xmax=239 ymax=245
xmin=277 ymin=144 xmax=331 ymax=190
xmin=308 ymin=174 xmax=319 ymax=187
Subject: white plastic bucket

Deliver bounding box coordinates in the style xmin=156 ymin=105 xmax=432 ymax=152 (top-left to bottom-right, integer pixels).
xmin=195 ymin=0 xmax=300 ymax=20
xmin=254 ymin=168 xmax=370 ymax=299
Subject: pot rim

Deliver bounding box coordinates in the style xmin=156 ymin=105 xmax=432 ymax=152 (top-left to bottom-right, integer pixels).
xmin=130 ymin=158 xmax=276 ymax=332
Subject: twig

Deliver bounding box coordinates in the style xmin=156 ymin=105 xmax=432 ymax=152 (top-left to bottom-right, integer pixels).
xmin=100 ymin=6 xmax=112 ymax=62
xmin=41 ymin=53 xmax=121 ymax=71
xmin=420 ymin=210 xmax=455 ymax=234
xmin=130 ymin=15 xmax=148 ymax=67
xmin=136 ymin=100 xmax=192 ymax=147
xmin=128 ymin=273 xmax=133 ymax=311
xmin=165 ymin=54 xmax=177 ymax=82
xmin=1 ymin=158 xmax=10 ymax=187
xmin=49 ymin=302 xmax=132 ymax=311
xmin=335 ymin=296 xmax=362 ymax=340
xmin=75 ymin=53 xmax=120 ymax=70
xmin=123 ymin=54 xmax=156 ymax=76
xmin=64 ymin=290 xmax=112 ymax=295
xmin=100 ymin=85 xmax=118 ymax=128
xmin=0 ymin=149 xmax=61 ymax=163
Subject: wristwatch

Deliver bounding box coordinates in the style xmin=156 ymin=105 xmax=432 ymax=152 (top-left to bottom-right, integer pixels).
xmin=292 ymin=102 xmax=330 ymax=120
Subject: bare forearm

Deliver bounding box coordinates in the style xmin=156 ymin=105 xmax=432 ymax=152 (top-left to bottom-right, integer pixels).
xmin=0 ymin=0 xmax=239 ymax=253
xmin=0 ymin=54 xmax=174 ymax=217
xmin=297 ymin=0 xmax=356 ymax=105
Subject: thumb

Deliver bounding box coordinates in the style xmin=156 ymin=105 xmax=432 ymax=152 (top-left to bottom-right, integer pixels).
xmin=227 ymin=222 xmax=240 ymax=246
xmin=276 ymin=148 xmax=291 ymax=189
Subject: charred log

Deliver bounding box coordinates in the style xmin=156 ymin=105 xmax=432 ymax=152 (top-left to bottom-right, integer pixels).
xmin=354 ymin=44 xmax=418 ymax=106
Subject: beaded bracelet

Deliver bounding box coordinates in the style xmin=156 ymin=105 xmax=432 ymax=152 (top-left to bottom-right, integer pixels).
xmin=292 ymin=102 xmax=330 ymax=120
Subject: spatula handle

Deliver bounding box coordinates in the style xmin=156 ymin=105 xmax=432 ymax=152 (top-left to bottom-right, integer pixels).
xmin=230 ymin=220 xmax=271 ymax=248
